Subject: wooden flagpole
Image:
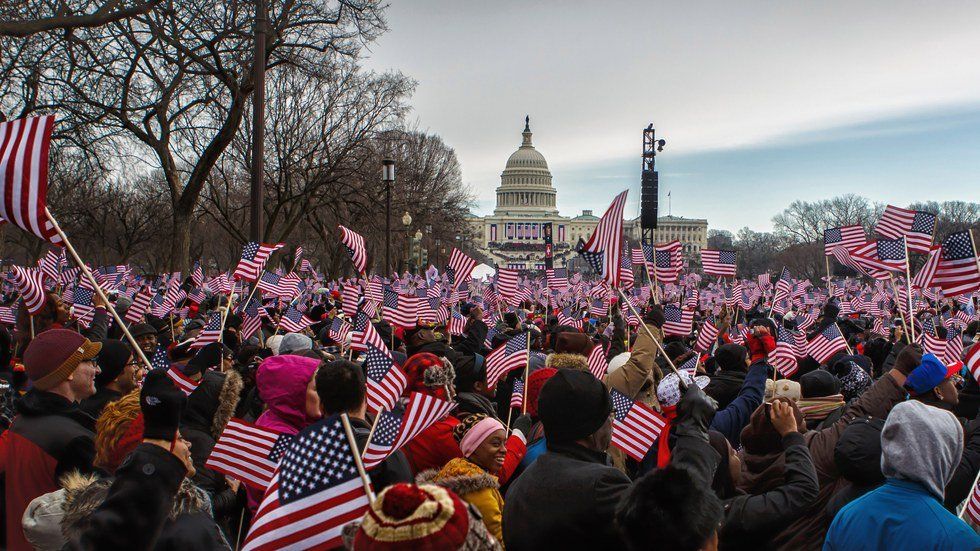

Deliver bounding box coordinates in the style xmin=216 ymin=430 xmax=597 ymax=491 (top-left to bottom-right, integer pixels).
xmin=887 ymin=275 xmax=913 ymax=345
xmin=903 ymin=240 xmax=915 ymax=344
xmin=834 ymin=322 xmax=854 ymax=355
xmin=45 ymin=208 xmax=152 ymax=369
xmin=615 ymin=287 xmax=685 ymax=386
xmin=521 ymin=331 xmax=531 ymax=415
xmin=340 ymin=413 xmax=376 ymax=502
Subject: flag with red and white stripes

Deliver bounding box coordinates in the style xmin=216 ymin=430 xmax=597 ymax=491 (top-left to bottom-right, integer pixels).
xmin=205 ymin=418 xmax=292 ymax=491
xmin=587 ymin=344 xmax=608 ymax=380
xmin=166 ymin=366 xmax=201 ymax=396
xmin=191 ymin=311 xmax=224 ymax=349
xmin=361 ymin=392 xmax=455 ymax=469
xmin=233 ymin=242 xmax=284 ymax=282
xmin=694 ymin=320 xmax=720 ymax=354
xmin=824 ymin=225 xmax=866 ymax=256
xmin=701 ymin=249 xmax=737 ymax=277
xmin=924 ymin=231 xmax=980 ymax=298
xmin=966 ymin=342 xmax=980 ymax=386
xmin=875 ymin=205 xmax=936 ymax=254
xmin=241 ymin=415 xmax=371 ymax=551
xmin=807 ymin=324 xmax=848 ymax=364
xmin=510 ymin=378 xmax=525 ymax=410
xmin=339 ymin=225 xmax=368 ymax=274
xmin=662 ymin=305 xmax=694 ymax=337
xmin=610 ymin=388 xmax=667 ymax=462
xmin=495 ymin=268 xmax=520 ymax=305
xmin=486 ymin=332 xmax=529 ymax=388
xmin=577 ymin=190 xmax=628 ymax=286
xmin=965 ymin=474 xmax=980 ymax=526
xmin=653 ymin=241 xmax=683 ymax=283
xmin=446 ymin=248 xmax=476 ymax=291
xmin=10 ymin=266 xmax=46 ymax=314
xmin=770 ymin=326 xmax=801 ymax=377
xmin=0 ymin=115 xmax=61 ymax=244
xmin=363 ymin=344 xmax=407 ymax=414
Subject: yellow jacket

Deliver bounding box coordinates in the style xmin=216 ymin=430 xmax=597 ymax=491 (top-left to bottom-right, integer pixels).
xmin=418 ymin=457 xmax=505 ymax=546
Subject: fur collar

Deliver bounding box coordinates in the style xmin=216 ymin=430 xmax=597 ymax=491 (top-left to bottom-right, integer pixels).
xmin=545 ymin=352 xmax=589 ymax=371
xmin=60 ymin=471 xmax=212 ymax=534
xmin=212 ymin=370 xmax=243 ymax=439
xmin=416 ymin=458 xmax=499 ymax=496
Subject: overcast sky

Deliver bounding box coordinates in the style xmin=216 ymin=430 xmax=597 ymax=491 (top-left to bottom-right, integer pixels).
xmin=361 ymin=1 xmax=980 ymax=233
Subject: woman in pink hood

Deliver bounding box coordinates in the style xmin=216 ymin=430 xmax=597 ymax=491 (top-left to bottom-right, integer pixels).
xmin=247 ymin=354 xmax=322 ymax=511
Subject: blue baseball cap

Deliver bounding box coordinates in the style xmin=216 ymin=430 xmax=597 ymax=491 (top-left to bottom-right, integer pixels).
xmin=904 ymin=353 xmax=959 ymax=395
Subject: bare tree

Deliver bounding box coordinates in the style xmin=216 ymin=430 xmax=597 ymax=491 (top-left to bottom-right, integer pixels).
xmin=0 ymin=0 xmax=163 ymax=38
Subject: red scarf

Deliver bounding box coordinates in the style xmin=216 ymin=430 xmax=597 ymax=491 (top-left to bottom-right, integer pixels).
xmin=656 ymin=405 xmax=678 ymax=468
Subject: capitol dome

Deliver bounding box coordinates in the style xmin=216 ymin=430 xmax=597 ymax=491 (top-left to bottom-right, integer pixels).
xmin=494 ymin=117 xmax=558 ymax=216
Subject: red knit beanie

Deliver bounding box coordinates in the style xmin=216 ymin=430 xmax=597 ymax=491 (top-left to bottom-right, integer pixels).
xmin=525 ymin=367 xmax=557 ymax=418
xmin=402 ymin=353 xmax=453 ymax=400
xmin=24 ymin=328 xmax=102 ymax=390
xmin=354 ymin=483 xmax=470 ymax=550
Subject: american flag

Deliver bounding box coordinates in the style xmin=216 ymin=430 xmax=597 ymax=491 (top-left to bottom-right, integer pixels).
xmin=773 ymin=267 xmax=793 ymax=305
xmin=654 ymin=241 xmax=684 ymax=283
xmin=546 ymin=267 xmax=569 ymax=290
xmin=10 ymin=266 xmax=46 ymax=314
xmin=510 ymin=378 xmax=525 ymax=409
xmin=486 ymin=332 xmax=530 ymax=388
xmin=824 ymin=225 xmax=866 ymax=256
xmin=327 ymin=316 xmax=351 ymax=344
xmin=233 ymin=242 xmax=284 ymax=282
xmin=361 ymin=392 xmax=454 ymax=469
xmin=238 ymin=298 xmax=265 ymax=341
xmin=448 ymin=309 xmax=467 ymax=336
xmin=875 ymin=205 xmax=936 ymax=254
xmin=859 ymin=237 xmax=908 ymax=272
xmin=69 ymin=286 xmax=97 ymax=327
xmin=924 ymin=231 xmax=980 ymax=298
xmin=495 ymin=268 xmax=520 ymax=305
xmin=166 ymin=366 xmax=201 ymax=396
xmin=807 ymin=324 xmax=848 ymax=364
xmin=662 ymin=305 xmax=694 ymax=337
xmin=205 ymin=418 xmax=292 ymax=491
xmin=701 ymin=249 xmax=737 ymax=277
xmin=610 ymin=389 xmax=667 ymax=462
xmin=966 ymin=342 xmax=980 ymax=385
xmin=770 ymin=326 xmax=801 ymax=377
xmin=363 ymin=344 xmax=407 ymax=414
xmin=279 ymin=305 xmax=314 ymax=333
xmin=38 ymin=248 xmax=66 ymax=284
xmin=382 ymin=287 xmax=418 ymax=327
xmin=341 ymin=282 xmax=362 ymax=318
xmin=587 ymin=344 xmax=608 ymax=380
xmin=149 ymin=346 xmax=170 ymax=371
xmin=446 ymin=248 xmax=476 ymax=291
xmin=0 ymin=115 xmax=62 ymax=244
xmin=241 ymin=415 xmax=372 ymax=551
xmin=0 ymin=306 xmax=18 ymax=325
xmin=293 ymin=247 xmax=304 ymax=268
xmin=256 ymin=272 xmax=291 ymax=298
xmin=339 ymin=225 xmax=368 ymax=274
xmin=557 ymin=306 xmax=584 ymax=330
xmin=619 ymin=244 xmax=635 ymax=289
xmin=919 ymin=317 xmax=946 ymax=358
xmin=577 ymin=190 xmax=629 ymax=286
xmin=191 ymin=311 xmax=224 ymax=349
xmin=191 ymin=262 xmax=204 ymax=288
xmin=350 ymin=308 xmax=386 ymax=352
xmin=965 ymin=474 xmax=980 ymax=526
xmin=944 ymin=328 xmax=964 ymax=365
xmin=678 ymin=354 xmax=698 ymax=376
xmin=694 ymin=319 xmax=719 ymax=353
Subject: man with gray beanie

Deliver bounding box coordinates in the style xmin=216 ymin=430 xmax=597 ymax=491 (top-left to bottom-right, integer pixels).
xmin=824 ymin=400 xmax=980 ymax=550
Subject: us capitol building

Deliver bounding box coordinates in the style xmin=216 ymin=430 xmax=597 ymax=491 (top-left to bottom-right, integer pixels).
xmin=466 ymin=118 xmax=708 ymax=270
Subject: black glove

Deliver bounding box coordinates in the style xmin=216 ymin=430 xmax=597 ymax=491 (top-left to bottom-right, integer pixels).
xmin=511 ymin=414 xmax=532 ymax=438
xmin=644 ymin=304 xmax=665 ymax=328
xmin=674 ymin=383 xmax=717 ymax=440
xmin=141 ymin=369 xmax=187 ymax=441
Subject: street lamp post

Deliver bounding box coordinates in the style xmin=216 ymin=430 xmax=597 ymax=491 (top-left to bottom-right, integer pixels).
xmin=414 ymin=229 xmax=423 ymax=273
xmin=382 ymin=159 xmax=396 ymax=274
xmin=401 ymin=211 xmax=412 ymax=274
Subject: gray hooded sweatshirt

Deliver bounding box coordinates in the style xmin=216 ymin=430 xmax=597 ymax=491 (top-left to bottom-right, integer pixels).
xmin=880 ymin=400 xmax=964 ymax=500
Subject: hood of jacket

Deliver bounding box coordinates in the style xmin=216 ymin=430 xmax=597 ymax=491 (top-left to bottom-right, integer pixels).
xmin=15 ymin=389 xmax=95 ymax=429
xmin=454 ymin=391 xmax=498 ymax=418
xmin=23 ymin=471 xmax=212 ymax=548
xmin=416 ymin=457 xmax=499 ymax=496
xmin=256 ymin=354 xmax=320 ymax=434
xmin=881 ymin=400 xmax=963 ymax=500
xmin=181 ymin=370 xmax=243 ymax=439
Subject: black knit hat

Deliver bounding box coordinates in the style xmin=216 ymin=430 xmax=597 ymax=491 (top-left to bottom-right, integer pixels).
xmin=800 ymin=369 xmax=841 ymax=398
xmin=94 ymin=340 xmax=133 ymax=387
xmin=834 ymin=417 xmax=885 ymax=485
xmin=140 ymin=369 xmax=187 ymax=440
xmin=537 ymin=369 xmax=612 ymax=443
xmin=713 ymin=344 xmax=747 ymax=372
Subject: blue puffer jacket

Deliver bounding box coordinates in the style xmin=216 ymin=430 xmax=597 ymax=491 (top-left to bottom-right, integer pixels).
xmin=708 ymin=360 xmax=767 ymax=448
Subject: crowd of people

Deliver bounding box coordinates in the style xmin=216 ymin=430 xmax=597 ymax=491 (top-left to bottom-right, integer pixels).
xmin=1 ymin=278 xmax=980 ymax=550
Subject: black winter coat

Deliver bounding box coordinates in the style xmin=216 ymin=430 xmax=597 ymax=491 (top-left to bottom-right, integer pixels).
xmin=503 ymin=441 xmax=631 ymax=550
xmin=705 ymin=370 xmax=747 ymax=410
